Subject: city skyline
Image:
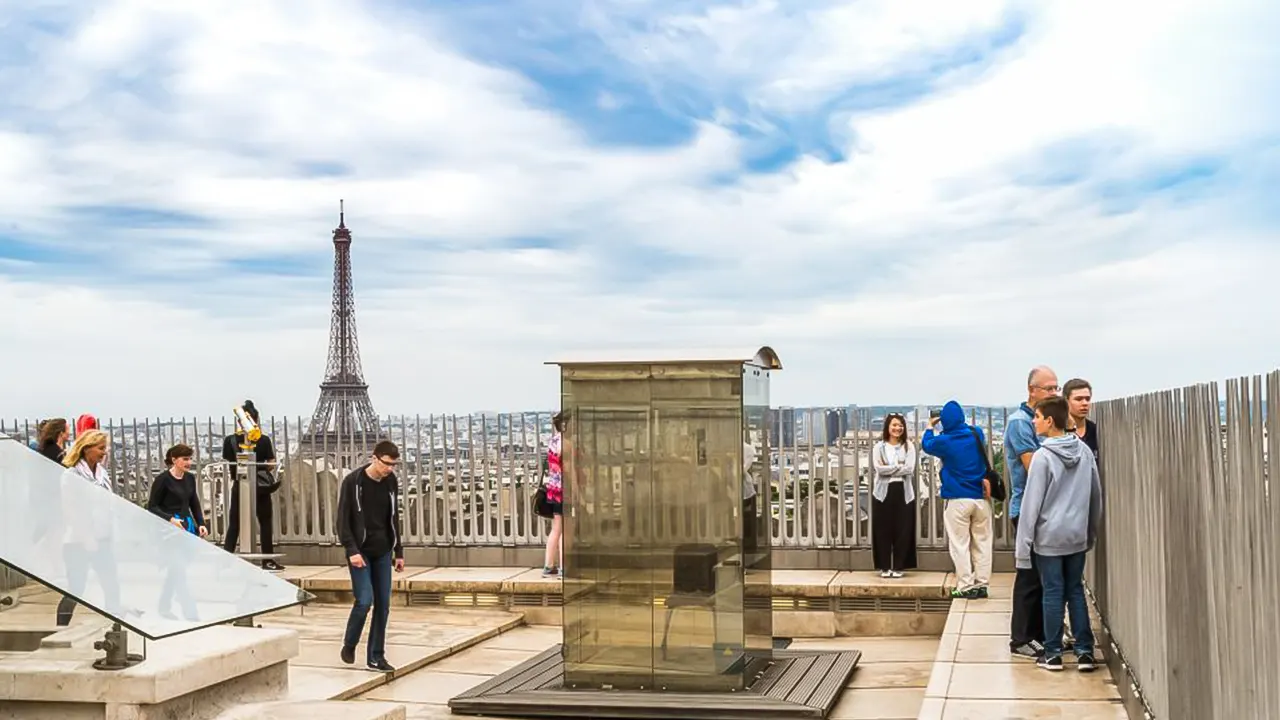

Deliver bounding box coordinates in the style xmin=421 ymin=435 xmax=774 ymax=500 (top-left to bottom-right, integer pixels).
xmin=2 ymin=2 xmax=1278 ymax=419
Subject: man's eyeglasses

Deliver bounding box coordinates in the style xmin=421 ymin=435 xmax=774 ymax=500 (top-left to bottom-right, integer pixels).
xmin=377 ymin=457 xmax=399 ymax=468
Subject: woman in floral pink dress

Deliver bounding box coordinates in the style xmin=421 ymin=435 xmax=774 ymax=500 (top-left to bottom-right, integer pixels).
xmin=543 ymin=412 xmax=565 ymax=577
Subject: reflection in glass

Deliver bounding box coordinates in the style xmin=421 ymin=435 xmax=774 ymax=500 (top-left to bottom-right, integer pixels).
xmin=0 ymin=434 xmax=310 ymax=639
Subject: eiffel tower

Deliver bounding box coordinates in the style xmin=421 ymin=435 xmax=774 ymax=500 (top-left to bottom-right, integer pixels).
xmin=304 ymin=201 xmax=382 ymax=456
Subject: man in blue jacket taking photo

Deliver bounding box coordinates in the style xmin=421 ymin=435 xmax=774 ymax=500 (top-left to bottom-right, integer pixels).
xmin=922 ymin=401 xmax=993 ymax=599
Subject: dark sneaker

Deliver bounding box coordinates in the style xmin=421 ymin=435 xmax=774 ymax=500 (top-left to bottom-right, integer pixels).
xmin=971 ymin=585 xmax=989 ymax=599
xmin=263 ymin=560 xmax=286 ymax=571
xmin=367 ymin=659 xmax=395 ymax=673
xmin=1077 ymin=653 xmax=1097 ymax=672
xmin=1011 ymin=643 xmax=1042 ymax=660
xmin=1037 ymin=655 xmax=1064 ymax=671
xmin=542 ymin=566 xmax=558 ymax=577
xmin=340 ymin=646 xmax=355 ymax=665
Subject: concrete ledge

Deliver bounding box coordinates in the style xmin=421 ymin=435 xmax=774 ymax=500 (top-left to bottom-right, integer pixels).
xmin=0 ymin=626 xmax=298 ymax=705
xmin=290 ymin=566 xmax=959 ymax=600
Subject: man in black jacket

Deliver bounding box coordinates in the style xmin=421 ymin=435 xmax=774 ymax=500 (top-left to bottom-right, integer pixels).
xmin=337 ymin=440 xmax=405 ymax=672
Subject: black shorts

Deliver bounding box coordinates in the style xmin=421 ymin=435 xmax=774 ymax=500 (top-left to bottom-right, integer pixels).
xmin=548 ymin=501 xmax=563 ymax=516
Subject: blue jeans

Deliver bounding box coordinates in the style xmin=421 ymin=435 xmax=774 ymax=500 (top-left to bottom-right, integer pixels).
xmin=343 ymin=551 xmax=393 ymax=663
xmin=1036 ymin=551 xmax=1095 ymax=658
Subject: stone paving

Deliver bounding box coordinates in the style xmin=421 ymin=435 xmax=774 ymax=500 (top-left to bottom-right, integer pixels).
xmin=3 ymin=569 xmax=1127 ymax=719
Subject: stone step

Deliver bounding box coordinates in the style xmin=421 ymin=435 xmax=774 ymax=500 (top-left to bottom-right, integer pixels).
xmin=215 ymin=700 xmax=405 ymax=720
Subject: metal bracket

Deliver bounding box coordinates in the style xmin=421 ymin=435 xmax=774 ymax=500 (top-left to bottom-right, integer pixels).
xmin=92 ymin=622 xmax=144 ymax=671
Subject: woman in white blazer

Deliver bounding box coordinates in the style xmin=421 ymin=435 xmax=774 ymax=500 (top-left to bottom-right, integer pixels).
xmin=871 ymin=413 xmax=918 ymax=578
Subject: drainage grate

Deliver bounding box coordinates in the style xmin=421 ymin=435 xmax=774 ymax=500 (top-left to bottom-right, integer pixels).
xmin=836 ymin=597 xmax=879 ymax=612
xmin=407 ymin=592 xmax=503 ymax=607
xmin=878 ymin=598 xmax=919 ymax=613
xmin=920 ymin=598 xmax=953 ymax=613
xmin=408 ymin=592 xmax=443 ymax=606
xmin=834 ymin=597 xmax=953 ymax=613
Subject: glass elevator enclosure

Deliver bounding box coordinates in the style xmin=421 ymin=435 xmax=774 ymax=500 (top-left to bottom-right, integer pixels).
xmin=549 ymin=347 xmax=781 ymax=692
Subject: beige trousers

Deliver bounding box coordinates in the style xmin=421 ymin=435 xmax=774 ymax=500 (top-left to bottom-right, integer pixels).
xmin=943 ymin=498 xmax=993 ymax=590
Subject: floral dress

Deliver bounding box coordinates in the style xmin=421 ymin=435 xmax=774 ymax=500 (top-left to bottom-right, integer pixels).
xmin=546 ymin=432 xmax=563 ymax=504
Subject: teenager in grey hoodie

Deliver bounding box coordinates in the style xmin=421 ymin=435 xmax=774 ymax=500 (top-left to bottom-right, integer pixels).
xmin=1014 ymin=396 xmax=1103 ymax=672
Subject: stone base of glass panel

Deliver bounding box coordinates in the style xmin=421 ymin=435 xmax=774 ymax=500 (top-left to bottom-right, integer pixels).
xmin=0 ymin=624 xmax=298 ymax=718
xmin=449 ymin=645 xmax=861 ymax=719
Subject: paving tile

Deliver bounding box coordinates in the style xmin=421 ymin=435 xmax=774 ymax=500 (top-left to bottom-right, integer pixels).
xmin=828 ymin=687 xmax=924 ymax=719
xmin=500 ymin=568 xmax=562 ymax=594
xmin=959 ymin=611 xmax=1011 ymax=636
xmin=846 ymin=661 xmax=932 ymax=689
xmin=945 ymin=662 xmax=1120 ymax=701
xmin=790 ymin=636 xmax=939 ymax=663
xmin=940 ymin=699 xmax=1128 ymax=719
xmin=360 ymin=670 xmax=490 ymax=704
xmin=425 ymin=646 xmax=539 ymax=675
xmin=275 ymin=565 xmax=339 ymax=583
xmin=292 ymin=639 xmax=448 ymax=672
xmin=287 ymin=665 xmax=385 ymax=701
xmin=481 ymin=625 xmax=562 ymax=652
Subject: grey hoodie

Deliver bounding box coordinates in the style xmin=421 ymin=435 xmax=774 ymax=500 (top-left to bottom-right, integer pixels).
xmin=1014 ymin=433 xmax=1103 ymax=570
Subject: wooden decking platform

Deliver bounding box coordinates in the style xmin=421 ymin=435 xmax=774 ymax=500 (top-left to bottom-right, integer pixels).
xmin=448 ymin=645 xmax=862 ymax=719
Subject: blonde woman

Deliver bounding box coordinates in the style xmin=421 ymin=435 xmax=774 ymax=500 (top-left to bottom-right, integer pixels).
xmin=871 ymin=413 xmax=918 ymax=578
xmin=55 ymin=430 xmax=121 ymax=626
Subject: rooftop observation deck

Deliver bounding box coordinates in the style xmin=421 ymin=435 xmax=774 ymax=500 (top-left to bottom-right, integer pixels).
xmin=2 ymin=367 xmax=1277 ymax=718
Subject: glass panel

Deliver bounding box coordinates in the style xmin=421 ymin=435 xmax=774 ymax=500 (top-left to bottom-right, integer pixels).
xmin=650 ymin=373 xmax=744 ymax=692
xmin=742 ymin=362 xmax=773 ymax=656
xmin=562 ymin=374 xmax=654 ymax=690
xmin=560 ymin=365 xmax=750 ymax=693
xmin=0 ymin=434 xmax=311 ymax=640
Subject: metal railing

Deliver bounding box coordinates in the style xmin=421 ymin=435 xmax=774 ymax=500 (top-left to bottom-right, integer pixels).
xmin=1092 ymin=369 xmax=1276 ymax=719
xmin=2 ymin=406 xmax=1019 ymax=551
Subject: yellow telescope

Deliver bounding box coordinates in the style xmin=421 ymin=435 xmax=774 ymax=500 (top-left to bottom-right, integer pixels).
xmin=233 ymin=406 xmax=262 ymax=450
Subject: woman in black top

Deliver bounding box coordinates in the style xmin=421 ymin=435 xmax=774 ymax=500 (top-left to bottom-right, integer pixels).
xmin=37 ymin=418 xmax=68 ymax=463
xmin=148 ymin=444 xmax=208 ymax=538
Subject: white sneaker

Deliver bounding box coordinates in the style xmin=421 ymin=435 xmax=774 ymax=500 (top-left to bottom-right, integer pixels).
xmin=890 ymin=571 xmax=905 ymax=578
xmin=879 ymin=570 xmax=892 ymax=579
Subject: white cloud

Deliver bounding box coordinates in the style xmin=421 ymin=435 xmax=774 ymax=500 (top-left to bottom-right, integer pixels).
xmin=0 ymin=0 xmax=1277 ymax=420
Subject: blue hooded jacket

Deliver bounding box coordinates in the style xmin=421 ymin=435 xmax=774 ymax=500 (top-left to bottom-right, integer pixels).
xmin=920 ymin=401 xmax=988 ymax=501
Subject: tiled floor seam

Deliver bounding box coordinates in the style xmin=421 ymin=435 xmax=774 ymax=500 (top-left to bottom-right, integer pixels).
xmin=918 ymin=599 xmax=1121 ymax=718
xmin=330 ymin=613 xmax=528 ymax=700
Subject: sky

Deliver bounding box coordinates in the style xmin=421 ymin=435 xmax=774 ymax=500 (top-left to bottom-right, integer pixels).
xmin=2 ymin=0 xmax=1278 ymax=420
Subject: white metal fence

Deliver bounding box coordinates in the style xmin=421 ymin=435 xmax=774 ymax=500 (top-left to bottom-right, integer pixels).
xmin=2 ymin=406 xmax=1019 ymax=551
xmin=1092 ymin=370 xmax=1277 ymax=719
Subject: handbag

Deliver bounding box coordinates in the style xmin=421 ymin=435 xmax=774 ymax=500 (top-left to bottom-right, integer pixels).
xmin=256 ymin=467 xmax=281 ymax=494
xmin=968 ymin=427 xmax=1007 ymax=501
xmin=533 ymin=484 xmax=554 ymax=519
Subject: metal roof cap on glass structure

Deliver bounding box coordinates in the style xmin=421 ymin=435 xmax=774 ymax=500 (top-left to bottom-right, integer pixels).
xmin=0 ymin=433 xmax=312 ymax=641
xmin=545 ymin=346 xmax=783 ymax=370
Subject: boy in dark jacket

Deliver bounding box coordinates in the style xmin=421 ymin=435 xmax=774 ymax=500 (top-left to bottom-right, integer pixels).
xmin=921 ymin=400 xmax=994 ymax=599
xmin=337 ymin=440 xmax=405 ymax=672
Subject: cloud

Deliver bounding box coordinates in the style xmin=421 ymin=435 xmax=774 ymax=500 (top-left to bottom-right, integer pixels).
xmin=1 ymin=0 xmax=1278 ymax=421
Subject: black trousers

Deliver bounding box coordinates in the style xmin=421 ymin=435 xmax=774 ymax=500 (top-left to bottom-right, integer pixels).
xmin=871 ymin=483 xmax=917 ymax=572
xmin=1010 ymin=515 xmax=1045 ymax=648
xmin=222 ymin=484 xmax=275 ymax=555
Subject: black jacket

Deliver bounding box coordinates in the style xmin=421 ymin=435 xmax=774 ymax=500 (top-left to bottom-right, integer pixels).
xmin=337 ymin=465 xmax=403 ymax=560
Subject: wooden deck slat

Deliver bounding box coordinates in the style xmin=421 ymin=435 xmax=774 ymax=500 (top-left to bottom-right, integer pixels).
xmin=448 ymin=645 xmax=861 ymax=719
